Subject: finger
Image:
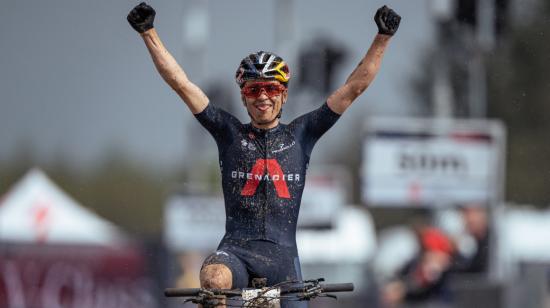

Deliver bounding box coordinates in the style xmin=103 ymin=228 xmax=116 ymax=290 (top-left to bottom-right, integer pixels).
xmin=127 ymin=11 xmax=136 ymax=22
xmin=137 ymin=6 xmax=154 ymax=18
xmin=143 ymin=6 xmax=155 ymax=16
xmin=139 ymin=2 xmax=152 ymax=12
xmin=130 ymin=10 xmax=143 ymax=22
xmin=375 ymin=9 xmax=381 ymax=22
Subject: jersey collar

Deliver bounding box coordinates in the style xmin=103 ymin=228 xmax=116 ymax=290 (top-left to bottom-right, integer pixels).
xmin=249 ymin=123 xmax=282 ymax=134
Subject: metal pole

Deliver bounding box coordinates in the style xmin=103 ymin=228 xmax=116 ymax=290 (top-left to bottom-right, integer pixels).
xmin=429 ymin=0 xmax=456 ymax=118
xmin=468 ymin=51 xmax=487 ymax=117
xmin=477 ymin=0 xmax=496 ymax=51
xmin=181 ymin=0 xmax=210 ymax=82
xmin=433 ymin=54 xmax=455 ymax=118
xmin=274 ymin=0 xmax=294 ymax=52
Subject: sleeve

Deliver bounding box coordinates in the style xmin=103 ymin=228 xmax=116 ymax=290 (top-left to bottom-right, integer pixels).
xmin=290 ymin=102 xmax=341 ymax=154
xmin=194 ymin=103 xmax=240 ymax=144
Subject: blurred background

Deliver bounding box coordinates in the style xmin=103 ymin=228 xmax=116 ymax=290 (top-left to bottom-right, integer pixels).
xmin=1 ymin=0 xmax=550 ymax=307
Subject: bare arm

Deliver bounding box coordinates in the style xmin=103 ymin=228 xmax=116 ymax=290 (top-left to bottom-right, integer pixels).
xmin=128 ymin=3 xmax=208 ymax=114
xmin=140 ymin=29 xmax=208 ymax=114
xmin=327 ymin=5 xmax=401 ymax=115
xmin=327 ymin=34 xmax=391 ymax=114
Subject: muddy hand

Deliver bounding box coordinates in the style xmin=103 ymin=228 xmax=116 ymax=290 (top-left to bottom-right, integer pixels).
xmin=375 ymin=5 xmax=401 ymax=36
xmin=127 ymin=2 xmax=156 ymax=33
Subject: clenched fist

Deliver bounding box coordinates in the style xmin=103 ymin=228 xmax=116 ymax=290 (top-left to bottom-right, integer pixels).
xmin=127 ymin=2 xmax=156 ymax=33
xmin=375 ymin=5 xmax=401 ymax=36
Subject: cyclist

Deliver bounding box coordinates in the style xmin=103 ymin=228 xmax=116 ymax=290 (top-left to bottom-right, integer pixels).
xmin=128 ymin=3 xmax=400 ymax=307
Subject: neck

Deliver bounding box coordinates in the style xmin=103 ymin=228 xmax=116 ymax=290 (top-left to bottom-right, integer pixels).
xmin=251 ymin=118 xmax=280 ymax=130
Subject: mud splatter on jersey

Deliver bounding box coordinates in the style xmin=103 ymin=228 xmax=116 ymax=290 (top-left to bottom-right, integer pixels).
xmin=195 ymin=102 xmax=340 ymax=247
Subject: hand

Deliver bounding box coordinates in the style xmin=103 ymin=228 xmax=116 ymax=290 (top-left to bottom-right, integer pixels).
xmin=374 ymin=5 xmax=401 ymax=36
xmin=381 ymin=281 xmax=406 ymax=307
xmin=127 ymin=2 xmax=156 ymax=33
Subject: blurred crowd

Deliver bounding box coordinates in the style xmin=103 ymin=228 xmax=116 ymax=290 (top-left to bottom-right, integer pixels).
xmin=379 ymin=206 xmax=490 ymax=308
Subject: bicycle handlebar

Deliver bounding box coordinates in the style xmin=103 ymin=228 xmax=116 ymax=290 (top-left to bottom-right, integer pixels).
xmin=280 ymin=282 xmax=354 ymax=295
xmin=164 ymin=288 xmax=241 ymax=297
xmin=320 ymin=283 xmax=354 ymax=293
xmin=164 ymin=282 xmax=354 ymax=298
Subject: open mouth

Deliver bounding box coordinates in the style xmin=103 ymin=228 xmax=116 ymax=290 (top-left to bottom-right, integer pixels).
xmin=254 ymin=103 xmax=272 ymax=112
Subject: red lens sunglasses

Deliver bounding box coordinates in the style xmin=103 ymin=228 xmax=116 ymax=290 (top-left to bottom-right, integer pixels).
xmin=241 ymin=82 xmax=286 ymax=99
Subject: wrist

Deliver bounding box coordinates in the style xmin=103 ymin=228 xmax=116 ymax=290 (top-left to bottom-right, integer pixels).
xmin=140 ymin=27 xmax=156 ymax=37
xmin=374 ymin=33 xmax=392 ymax=43
xmin=373 ymin=33 xmax=392 ymax=47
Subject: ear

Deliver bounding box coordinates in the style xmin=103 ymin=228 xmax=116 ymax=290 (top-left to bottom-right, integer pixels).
xmin=241 ymin=95 xmax=247 ymax=107
xmin=281 ymin=88 xmax=288 ymax=105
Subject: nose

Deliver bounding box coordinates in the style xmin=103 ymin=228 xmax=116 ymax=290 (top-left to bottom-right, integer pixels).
xmin=257 ymin=88 xmax=269 ymax=99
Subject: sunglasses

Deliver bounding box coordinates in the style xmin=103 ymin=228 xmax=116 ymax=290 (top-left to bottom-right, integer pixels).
xmin=241 ymin=82 xmax=286 ymax=99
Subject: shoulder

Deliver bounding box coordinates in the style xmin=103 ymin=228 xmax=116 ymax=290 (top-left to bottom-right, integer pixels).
xmin=290 ymin=102 xmax=341 ymax=126
xmin=195 ymin=104 xmax=242 ymax=124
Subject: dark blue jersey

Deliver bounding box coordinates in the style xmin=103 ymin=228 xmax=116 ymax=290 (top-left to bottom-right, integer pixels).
xmin=195 ymin=102 xmax=340 ymax=247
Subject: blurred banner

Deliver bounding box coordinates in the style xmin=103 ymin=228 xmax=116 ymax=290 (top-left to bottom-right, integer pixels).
xmin=298 ymin=165 xmax=350 ymax=228
xmin=0 ymin=169 xmax=157 ymax=308
xmin=0 ymin=243 xmax=155 ymax=308
xmin=362 ymin=117 xmax=506 ymax=207
xmin=163 ymin=195 xmax=225 ymax=252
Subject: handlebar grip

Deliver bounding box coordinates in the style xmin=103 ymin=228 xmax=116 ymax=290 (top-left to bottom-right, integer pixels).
xmin=320 ymin=283 xmax=354 ymax=292
xmin=164 ymin=288 xmax=201 ymax=297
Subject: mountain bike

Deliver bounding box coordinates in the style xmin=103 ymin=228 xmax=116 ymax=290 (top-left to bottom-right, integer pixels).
xmin=164 ymin=278 xmax=354 ymax=307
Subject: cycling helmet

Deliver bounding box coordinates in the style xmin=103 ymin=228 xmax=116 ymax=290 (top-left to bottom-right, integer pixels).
xmin=235 ymin=51 xmax=290 ymax=88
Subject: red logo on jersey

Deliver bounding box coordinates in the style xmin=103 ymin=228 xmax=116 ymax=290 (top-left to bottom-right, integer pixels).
xmin=241 ymin=159 xmax=290 ymax=199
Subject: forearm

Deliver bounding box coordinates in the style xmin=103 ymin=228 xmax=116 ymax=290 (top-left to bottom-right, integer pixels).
xmin=346 ymin=34 xmax=390 ymax=89
xmin=327 ymin=34 xmax=391 ymax=114
xmin=140 ymin=29 xmax=208 ymax=113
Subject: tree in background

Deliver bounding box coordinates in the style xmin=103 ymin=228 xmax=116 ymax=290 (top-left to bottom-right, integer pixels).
xmin=410 ymin=0 xmax=550 ymax=205
xmin=487 ymin=0 xmax=550 ymax=204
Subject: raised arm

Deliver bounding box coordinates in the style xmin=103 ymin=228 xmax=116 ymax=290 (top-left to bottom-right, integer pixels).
xmin=127 ymin=3 xmax=208 ymax=114
xmin=327 ymin=5 xmax=401 ymax=114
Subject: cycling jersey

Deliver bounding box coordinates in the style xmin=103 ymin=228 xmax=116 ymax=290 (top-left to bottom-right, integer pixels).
xmin=195 ymin=102 xmax=340 ymax=248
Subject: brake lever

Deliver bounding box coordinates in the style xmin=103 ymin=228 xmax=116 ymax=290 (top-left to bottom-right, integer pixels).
xmin=303 ymin=278 xmax=325 ymax=284
xmin=184 ymin=297 xmax=203 ymax=304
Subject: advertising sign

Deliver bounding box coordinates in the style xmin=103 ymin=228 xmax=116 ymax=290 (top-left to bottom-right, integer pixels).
xmin=163 ymin=195 xmax=225 ymax=252
xmin=362 ymin=118 xmax=505 ymax=207
xmin=298 ymin=165 xmax=350 ymax=228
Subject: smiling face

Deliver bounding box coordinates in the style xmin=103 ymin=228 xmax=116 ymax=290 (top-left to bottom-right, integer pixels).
xmin=241 ymin=80 xmax=288 ymax=129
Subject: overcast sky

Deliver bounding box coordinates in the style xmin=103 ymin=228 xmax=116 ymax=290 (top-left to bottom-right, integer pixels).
xmin=0 ymin=0 xmax=434 ymax=172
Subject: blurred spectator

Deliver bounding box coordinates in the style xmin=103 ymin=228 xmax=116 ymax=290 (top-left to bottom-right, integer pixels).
xmin=454 ymin=205 xmax=490 ymax=274
xmin=381 ymin=226 xmax=455 ymax=308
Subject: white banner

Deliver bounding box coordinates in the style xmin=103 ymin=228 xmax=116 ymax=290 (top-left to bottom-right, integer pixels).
xmin=163 ymin=196 xmax=225 ymax=252
xmin=298 ymin=165 xmax=350 ymax=227
xmin=362 ymin=118 xmax=505 ymax=207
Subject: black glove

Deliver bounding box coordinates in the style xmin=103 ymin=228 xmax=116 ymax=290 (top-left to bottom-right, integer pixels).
xmin=127 ymin=2 xmax=156 ymax=33
xmin=375 ymin=5 xmax=401 ymax=36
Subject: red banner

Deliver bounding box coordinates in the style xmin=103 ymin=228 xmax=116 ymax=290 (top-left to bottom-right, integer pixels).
xmin=0 ymin=243 xmax=157 ymax=308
